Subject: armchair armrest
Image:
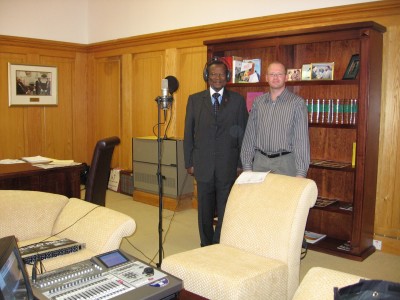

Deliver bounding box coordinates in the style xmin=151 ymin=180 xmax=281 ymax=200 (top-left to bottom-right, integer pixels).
xmin=52 ymin=198 xmax=136 ymax=253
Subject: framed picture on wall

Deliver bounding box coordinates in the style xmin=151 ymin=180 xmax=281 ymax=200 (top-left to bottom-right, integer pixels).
xmin=8 ymin=63 xmax=58 ymax=106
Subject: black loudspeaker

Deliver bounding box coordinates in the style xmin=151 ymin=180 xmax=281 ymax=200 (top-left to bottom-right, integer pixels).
xmin=203 ymin=56 xmax=231 ymax=82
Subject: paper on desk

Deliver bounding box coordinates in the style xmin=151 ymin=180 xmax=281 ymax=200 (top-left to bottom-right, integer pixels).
xmin=0 ymin=159 xmax=25 ymax=164
xmin=35 ymin=162 xmax=81 ymax=169
xmin=49 ymin=159 xmax=75 ymax=165
xmin=235 ymin=171 xmax=270 ymax=184
xmin=21 ymin=156 xmax=53 ymax=164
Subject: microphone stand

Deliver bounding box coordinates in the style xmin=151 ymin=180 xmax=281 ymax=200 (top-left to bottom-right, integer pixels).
xmin=156 ymin=96 xmax=164 ymax=269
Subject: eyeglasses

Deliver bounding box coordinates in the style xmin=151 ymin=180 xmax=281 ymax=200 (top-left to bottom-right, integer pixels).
xmin=268 ymin=73 xmax=285 ymax=78
xmin=209 ymin=73 xmax=226 ymax=78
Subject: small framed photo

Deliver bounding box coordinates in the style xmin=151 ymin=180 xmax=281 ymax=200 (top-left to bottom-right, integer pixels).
xmin=287 ymin=68 xmax=302 ymax=81
xmin=301 ymin=64 xmax=311 ymax=80
xmin=343 ymin=54 xmax=360 ymax=80
xmin=8 ymin=63 xmax=58 ymax=106
xmin=311 ymin=62 xmax=334 ymax=80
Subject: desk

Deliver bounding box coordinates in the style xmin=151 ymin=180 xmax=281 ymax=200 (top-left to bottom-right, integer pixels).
xmin=0 ymin=163 xmax=82 ymax=198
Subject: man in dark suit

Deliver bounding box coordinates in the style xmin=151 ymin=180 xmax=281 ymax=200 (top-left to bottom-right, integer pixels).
xmin=184 ymin=58 xmax=248 ymax=246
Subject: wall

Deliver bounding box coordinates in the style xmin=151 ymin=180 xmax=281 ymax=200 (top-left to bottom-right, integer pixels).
xmin=0 ymin=0 xmax=378 ymax=43
xmin=0 ymin=0 xmax=399 ymax=254
xmin=0 ymin=0 xmax=88 ymax=43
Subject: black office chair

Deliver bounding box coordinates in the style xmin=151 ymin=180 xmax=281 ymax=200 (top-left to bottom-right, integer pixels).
xmin=85 ymin=136 xmax=120 ymax=206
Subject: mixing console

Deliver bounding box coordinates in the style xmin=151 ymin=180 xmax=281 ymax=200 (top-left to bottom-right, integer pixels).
xmin=31 ymin=249 xmax=181 ymax=300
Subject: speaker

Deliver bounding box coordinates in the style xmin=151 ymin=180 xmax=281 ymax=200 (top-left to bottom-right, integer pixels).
xmin=203 ymin=56 xmax=231 ymax=82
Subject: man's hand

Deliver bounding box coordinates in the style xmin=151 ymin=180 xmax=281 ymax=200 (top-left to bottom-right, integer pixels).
xmin=186 ymin=167 xmax=194 ymax=176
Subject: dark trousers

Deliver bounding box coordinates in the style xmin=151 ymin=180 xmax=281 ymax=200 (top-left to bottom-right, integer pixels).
xmin=196 ymin=175 xmax=234 ymax=246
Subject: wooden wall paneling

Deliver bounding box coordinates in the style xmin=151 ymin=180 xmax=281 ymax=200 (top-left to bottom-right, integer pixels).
xmin=72 ymin=52 xmax=89 ymax=164
xmin=131 ymin=51 xmax=165 ymax=138
xmin=121 ymin=53 xmax=134 ymax=170
xmin=0 ymin=53 xmax=42 ymax=159
xmin=175 ymin=46 xmax=207 ymax=138
xmin=90 ymin=56 xmax=122 ymax=168
xmin=164 ymin=48 xmax=178 ymax=139
xmin=375 ymin=24 xmax=400 ymax=254
xmin=39 ymin=56 xmax=75 ymax=159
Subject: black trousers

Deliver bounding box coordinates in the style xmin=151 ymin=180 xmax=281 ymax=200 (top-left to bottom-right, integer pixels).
xmin=196 ymin=175 xmax=235 ymax=246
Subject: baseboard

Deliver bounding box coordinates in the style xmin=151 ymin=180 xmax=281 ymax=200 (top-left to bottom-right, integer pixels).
xmin=373 ymin=234 xmax=400 ymax=255
xmin=132 ymin=190 xmax=193 ymax=212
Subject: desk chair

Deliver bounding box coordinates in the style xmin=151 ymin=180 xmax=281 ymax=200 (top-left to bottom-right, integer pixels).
xmin=85 ymin=136 xmax=120 ymax=206
xmin=162 ymin=173 xmax=317 ymax=300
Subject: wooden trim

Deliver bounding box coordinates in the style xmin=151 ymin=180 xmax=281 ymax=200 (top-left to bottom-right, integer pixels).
xmin=133 ymin=190 xmax=193 ymax=212
xmin=0 ymin=35 xmax=87 ymax=53
xmin=374 ymin=234 xmax=400 ymax=256
xmin=0 ymin=1 xmax=399 ymax=53
xmin=86 ymin=0 xmax=400 ymax=52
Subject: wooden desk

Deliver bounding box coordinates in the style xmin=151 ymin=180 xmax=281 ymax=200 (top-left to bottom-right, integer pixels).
xmin=0 ymin=163 xmax=83 ymax=198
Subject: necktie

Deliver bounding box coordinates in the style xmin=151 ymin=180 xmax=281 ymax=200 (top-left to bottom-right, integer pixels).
xmin=213 ymin=93 xmax=220 ymax=115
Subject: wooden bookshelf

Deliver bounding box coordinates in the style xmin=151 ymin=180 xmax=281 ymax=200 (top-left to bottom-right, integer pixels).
xmin=204 ymin=21 xmax=386 ymax=260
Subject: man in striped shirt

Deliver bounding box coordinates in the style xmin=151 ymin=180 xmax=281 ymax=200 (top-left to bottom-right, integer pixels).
xmin=240 ymin=61 xmax=310 ymax=177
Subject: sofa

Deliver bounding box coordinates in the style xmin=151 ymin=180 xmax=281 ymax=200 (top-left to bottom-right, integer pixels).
xmin=0 ymin=190 xmax=136 ymax=275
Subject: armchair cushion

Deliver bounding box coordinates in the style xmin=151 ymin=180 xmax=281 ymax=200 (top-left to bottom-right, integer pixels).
xmin=162 ymin=244 xmax=288 ymax=299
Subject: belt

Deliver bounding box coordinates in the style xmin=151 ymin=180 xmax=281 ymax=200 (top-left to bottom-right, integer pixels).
xmin=256 ymin=149 xmax=291 ymax=158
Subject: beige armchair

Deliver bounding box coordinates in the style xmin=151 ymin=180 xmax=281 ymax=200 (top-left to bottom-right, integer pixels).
xmin=0 ymin=190 xmax=136 ymax=275
xmin=162 ymin=173 xmax=317 ymax=300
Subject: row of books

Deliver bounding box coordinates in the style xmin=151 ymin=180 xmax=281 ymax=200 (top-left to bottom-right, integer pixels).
xmin=222 ymin=56 xmax=261 ymax=83
xmin=306 ymin=99 xmax=358 ymax=125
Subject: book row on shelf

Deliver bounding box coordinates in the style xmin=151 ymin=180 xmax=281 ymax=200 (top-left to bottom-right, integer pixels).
xmin=306 ymin=98 xmax=357 ymax=125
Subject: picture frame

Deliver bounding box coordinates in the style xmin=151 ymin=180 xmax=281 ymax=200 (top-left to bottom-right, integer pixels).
xmin=310 ymin=62 xmax=334 ymax=80
xmin=287 ymin=68 xmax=302 ymax=81
xmin=343 ymin=54 xmax=360 ymax=80
xmin=301 ymin=64 xmax=311 ymax=80
xmin=8 ymin=63 xmax=58 ymax=106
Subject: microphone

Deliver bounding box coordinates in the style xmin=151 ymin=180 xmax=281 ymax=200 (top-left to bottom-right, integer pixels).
xmin=160 ymin=78 xmax=171 ymax=110
xmin=156 ymin=76 xmax=179 ymax=110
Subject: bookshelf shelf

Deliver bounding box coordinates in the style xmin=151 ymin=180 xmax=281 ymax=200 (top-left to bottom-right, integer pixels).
xmin=226 ymin=79 xmax=359 ymax=88
xmin=205 ymin=21 xmax=385 ymax=260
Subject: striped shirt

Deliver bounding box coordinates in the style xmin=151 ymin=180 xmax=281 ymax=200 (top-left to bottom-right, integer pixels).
xmin=240 ymin=88 xmax=310 ymax=177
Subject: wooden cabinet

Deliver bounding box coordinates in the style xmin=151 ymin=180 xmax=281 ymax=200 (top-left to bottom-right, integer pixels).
xmin=204 ymin=22 xmax=386 ymax=260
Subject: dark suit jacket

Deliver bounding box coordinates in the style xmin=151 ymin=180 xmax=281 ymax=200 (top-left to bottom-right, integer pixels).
xmin=184 ymin=89 xmax=248 ymax=183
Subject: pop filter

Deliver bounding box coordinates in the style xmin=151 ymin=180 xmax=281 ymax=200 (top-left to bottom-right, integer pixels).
xmin=165 ymin=76 xmax=179 ymax=94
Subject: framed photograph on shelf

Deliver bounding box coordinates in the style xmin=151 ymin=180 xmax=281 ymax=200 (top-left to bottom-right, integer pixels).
xmin=343 ymin=54 xmax=360 ymax=80
xmin=301 ymin=64 xmax=311 ymax=80
xmin=310 ymin=62 xmax=334 ymax=80
xmin=287 ymin=68 xmax=302 ymax=81
xmin=8 ymin=63 xmax=58 ymax=106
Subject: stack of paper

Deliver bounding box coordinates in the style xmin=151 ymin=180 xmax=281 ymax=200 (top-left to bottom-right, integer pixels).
xmin=21 ymin=156 xmax=53 ymax=164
